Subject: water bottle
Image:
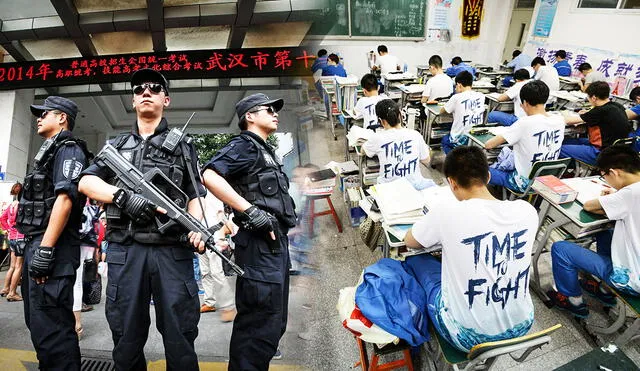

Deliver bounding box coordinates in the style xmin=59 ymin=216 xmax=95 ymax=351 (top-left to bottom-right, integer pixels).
xmin=403 ymin=63 xmax=408 ymax=73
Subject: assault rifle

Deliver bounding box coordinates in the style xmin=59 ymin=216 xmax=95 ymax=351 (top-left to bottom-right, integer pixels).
xmin=94 ymin=143 xmax=244 ymax=276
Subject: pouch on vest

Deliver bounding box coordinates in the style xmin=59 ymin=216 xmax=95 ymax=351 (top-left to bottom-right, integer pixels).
xmin=258 ymin=172 xmax=279 ymax=196
xmin=32 ymin=173 xmax=47 ymax=201
xmin=32 ymin=201 xmax=46 ymax=228
xmin=23 ymin=174 xmax=33 ymax=200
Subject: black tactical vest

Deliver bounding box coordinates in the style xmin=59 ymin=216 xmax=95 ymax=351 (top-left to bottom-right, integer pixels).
xmin=228 ymin=134 xmax=297 ymax=228
xmin=104 ymin=127 xmax=189 ymax=244
xmin=16 ymin=132 xmax=91 ymax=236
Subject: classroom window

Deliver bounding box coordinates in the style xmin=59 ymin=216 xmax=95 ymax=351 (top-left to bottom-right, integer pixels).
xmin=577 ymin=0 xmax=618 ymax=8
xmin=620 ymin=0 xmax=640 ymax=8
xmin=515 ymin=0 xmax=536 ymax=8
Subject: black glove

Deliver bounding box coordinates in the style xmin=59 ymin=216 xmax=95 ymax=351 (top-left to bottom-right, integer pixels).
xmin=29 ymin=246 xmax=55 ymax=278
xmin=234 ymin=205 xmax=273 ymax=234
xmin=112 ymin=189 xmax=157 ymax=225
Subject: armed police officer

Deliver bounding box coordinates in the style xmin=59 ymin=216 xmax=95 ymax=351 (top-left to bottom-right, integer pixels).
xmin=189 ymin=94 xmax=297 ymax=370
xmin=17 ymin=96 xmax=90 ymax=370
xmin=78 ymin=69 xmax=206 ymax=371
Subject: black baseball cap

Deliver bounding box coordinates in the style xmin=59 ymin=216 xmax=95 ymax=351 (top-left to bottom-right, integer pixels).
xmin=130 ymin=68 xmax=169 ymax=95
xmin=30 ymin=96 xmax=78 ymax=130
xmin=235 ymin=93 xmax=284 ymax=120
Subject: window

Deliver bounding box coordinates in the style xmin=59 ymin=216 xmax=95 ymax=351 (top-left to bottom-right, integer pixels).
xmin=515 ymin=0 xmax=536 ymax=8
xmin=577 ymin=0 xmax=640 ymax=8
xmin=621 ymin=0 xmax=640 ymax=8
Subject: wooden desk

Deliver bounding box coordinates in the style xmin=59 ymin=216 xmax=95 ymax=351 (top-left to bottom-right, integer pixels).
xmin=421 ymin=104 xmax=453 ymax=148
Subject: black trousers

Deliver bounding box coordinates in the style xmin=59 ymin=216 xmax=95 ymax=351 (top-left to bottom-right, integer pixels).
xmin=105 ymin=241 xmax=200 ymax=371
xmin=228 ymin=229 xmax=290 ymax=371
xmin=22 ymin=236 xmax=81 ymax=371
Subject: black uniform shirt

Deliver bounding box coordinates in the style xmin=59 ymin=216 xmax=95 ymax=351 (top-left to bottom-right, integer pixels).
xmin=203 ymin=130 xmax=271 ymax=178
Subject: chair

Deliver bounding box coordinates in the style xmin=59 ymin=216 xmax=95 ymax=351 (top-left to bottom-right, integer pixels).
xmin=354 ymin=337 xmax=414 ymax=371
xmin=424 ymin=324 xmax=562 ymax=370
xmin=502 ymin=158 xmax=572 ymax=201
xmin=587 ymin=287 xmax=640 ymax=346
xmin=305 ymin=188 xmax=343 ymax=235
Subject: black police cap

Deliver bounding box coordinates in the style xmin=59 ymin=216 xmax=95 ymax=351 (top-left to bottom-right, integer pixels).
xmin=130 ymin=68 xmax=169 ymax=95
xmin=30 ymin=96 xmax=78 ymax=130
xmin=235 ymin=93 xmax=284 ymax=120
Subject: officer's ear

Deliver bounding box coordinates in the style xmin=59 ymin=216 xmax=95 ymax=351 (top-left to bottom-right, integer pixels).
xmin=57 ymin=112 xmax=70 ymax=130
xmin=163 ymin=94 xmax=170 ymax=108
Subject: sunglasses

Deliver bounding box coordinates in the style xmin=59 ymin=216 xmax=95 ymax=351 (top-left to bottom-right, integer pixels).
xmin=132 ymin=83 xmax=164 ymax=95
xmin=39 ymin=110 xmax=59 ymax=119
xmin=249 ymin=106 xmax=276 ymax=115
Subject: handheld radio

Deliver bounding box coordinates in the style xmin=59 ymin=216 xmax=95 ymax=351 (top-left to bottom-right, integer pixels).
xmin=162 ymin=112 xmax=196 ymax=152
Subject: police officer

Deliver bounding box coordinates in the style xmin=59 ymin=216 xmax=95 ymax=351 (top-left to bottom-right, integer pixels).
xmin=78 ymin=69 xmax=206 ymax=371
xmin=190 ymin=93 xmax=297 ymax=370
xmin=17 ymin=96 xmax=90 ymax=370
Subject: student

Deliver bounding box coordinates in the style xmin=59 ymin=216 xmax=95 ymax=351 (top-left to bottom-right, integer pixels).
xmin=404 ymin=146 xmax=538 ymax=352
xmin=531 ymin=57 xmax=560 ymax=96
xmin=311 ymin=49 xmax=329 ymax=97
xmin=445 ymin=56 xmax=476 ymax=78
xmin=626 ymin=86 xmax=640 ymax=120
xmin=503 ymin=50 xmax=533 ymax=87
xmin=561 ymin=81 xmax=631 ymax=165
xmin=354 ymin=73 xmax=389 ymax=129
xmin=421 ymin=55 xmax=454 ymax=103
xmin=487 ymin=68 xmax=531 ymax=126
xmin=553 ymin=50 xmax=572 ymax=77
xmin=372 ymin=45 xmax=401 ymax=76
xmin=440 ymin=71 xmax=485 ymax=154
xmin=547 ymin=145 xmax=640 ymax=318
xmin=363 ymin=99 xmax=432 ymax=189
xmin=578 ymin=62 xmax=608 ymax=92
xmin=485 ymin=80 xmax=564 ymax=192
xmin=321 ymin=53 xmax=347 ymax=77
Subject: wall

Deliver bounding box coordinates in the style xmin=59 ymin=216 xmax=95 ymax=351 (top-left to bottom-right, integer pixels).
xmin=312 ymin=0 xmax=515 ymax=78
xmin=0 ymin=89 xmax=35 ymax=183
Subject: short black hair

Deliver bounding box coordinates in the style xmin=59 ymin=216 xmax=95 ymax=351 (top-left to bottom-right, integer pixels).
xmin=360 ymin=73 xmax=378 ymax=92
xmin=585 ymin=81 xmax=610 ymax=100
xmin=596 ymin=145 xmax=640 ymax=175
xmin=328 ymin=53 xmax=340 ymax=64
xmin=375 ymin=99 xmax=401 ymax=127
xmin=377 ymin=45 xmax=388 ymax=54
xmin=451 ymin=56 xmax=463 ymax=65
xmin=444 ymin=146 xmax=489 ymax=188
xmin=519 ymin=80 xmax=549 ymax=106
xmin=317 ymin=49 xmax=328 ymax=57
xmin=512 ymin=50 xmax=521 ymax=58
xmin=239 ymin=116 xmax=248 ymax=130
xmin=428 ymin=55 xmax=443 ymax=69
xmin=514 ymin=68 xmax=530 ymax=81
xmin=578 ymin=62 xmax=592 ymax=72
xmin=531 ymin=57 xmax=546 ymax=67
xmin=555 ymin=50 xmax=567 ymax=59
xmin=628 ymin=86 xmax=640 ymax=102
xmin=455 ymin=70 xmax=473 ymax=87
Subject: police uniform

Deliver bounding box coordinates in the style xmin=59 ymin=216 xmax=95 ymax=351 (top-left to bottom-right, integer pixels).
xmin=17 ymin=127 xmax=90 ymax=370
xmin=81 ymin=118 xmax=205 ymax=370
xmin=204 ymin=130 xmax=296 ymax=371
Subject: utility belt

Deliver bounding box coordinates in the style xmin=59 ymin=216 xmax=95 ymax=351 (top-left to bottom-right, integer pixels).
xmin=106 ymin=227 xmax=180 ymax=245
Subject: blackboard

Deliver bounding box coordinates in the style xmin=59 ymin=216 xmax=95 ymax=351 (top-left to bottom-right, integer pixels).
xmin=307 ymin=0 xmax=350 ymax=36
xmin=350 ymin=0 xmax=427 ymax=38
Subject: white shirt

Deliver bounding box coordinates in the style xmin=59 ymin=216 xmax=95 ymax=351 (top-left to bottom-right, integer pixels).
xmin=505 ymin=80 xmax=530 ymax=118
xmin=533 ymin=66 xmax=560 ymax=101
xmin=376 ymin=54 xmax=401 ymax=76
xmin=354 ymin=94 xmax=390 ymax=129
xmin=411 ymin=198 xmax=537 ymax=352
xmin=585 ymin=70 xmax=608 ymax=85
xmin=362 ymin=128 xmax=430 ymax=187
xmin=599 ymin=182 xmax=640 ymax=295
xmin=422 ymin=73 xmax=454 ymax=101
xmin=501 ymin=114 xmax=564 ymax=179
xmin=444 ymin=90 xmax=485 ymax=140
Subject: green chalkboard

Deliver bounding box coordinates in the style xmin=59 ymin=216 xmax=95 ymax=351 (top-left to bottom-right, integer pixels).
xmin=307 ymin=0 xmax=350 ymax=36
xmin=350 ymin=0 xmax=427 ymax=38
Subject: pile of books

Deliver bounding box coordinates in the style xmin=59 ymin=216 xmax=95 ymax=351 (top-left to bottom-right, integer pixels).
xmin=370 ymin=178 xmax=426 ymax=240
xmin=532 ymin=175 xmax=577 ymax=204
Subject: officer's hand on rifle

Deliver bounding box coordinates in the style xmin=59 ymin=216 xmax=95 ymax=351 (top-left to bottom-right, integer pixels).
xmin=30 ymin=246 xmax=55 ymax=284
xmin=234 ymin=205 xmax=276 ymax=240
xmin=112 ymin=189 xmax=166 ymax=224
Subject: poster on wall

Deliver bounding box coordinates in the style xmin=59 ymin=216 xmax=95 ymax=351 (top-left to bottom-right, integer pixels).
xmin=461 ymin=0 xmax=484 ymax=39
xmin=532 ymin=0 xmax=558 ymax=38
xmin=524 ymin=40 xmax=640 ymax=97
xmin=429 ymin=0 xmax=452 ymax=29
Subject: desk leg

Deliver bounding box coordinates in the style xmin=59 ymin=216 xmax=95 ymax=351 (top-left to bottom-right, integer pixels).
xmin=344 ymin=117 xmax=352 ymax=161
xmin=531 ymin=215 xmax=571 ymax=305
xmin=383 ymin=235 xmax=390 ymax=259
xmin=425 ymin=114 xmax=436 ymax=147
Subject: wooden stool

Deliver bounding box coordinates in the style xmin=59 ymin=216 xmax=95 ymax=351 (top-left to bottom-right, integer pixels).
xmin=307 ymin=192 xmax=343 ymax=235
xmin=355 ymin=337 xmax=414 ymax=371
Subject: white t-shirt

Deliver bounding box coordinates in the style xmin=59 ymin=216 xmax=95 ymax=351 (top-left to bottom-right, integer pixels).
xmin=505 ymin=80 xmax=530 ymax=118
xmin=533 ymin=65 xmax=560 ymax=95
xmin=411 ymin=198 xmax=537 ymax=352
xmin=444 ymin=90 xmax=485 ymax=140
xmin=599 ymin=182 xmax=640 ymax=295
xmin=355 ymin=94 xmax=390 ymax=129
xmin=362 ymin=128 xmax=430 ymax=187
xmin=501 ymin=113 xmax=564 ymax=180
xmin=585 ymin=70 xmax=608 ymax=85
xmin=422 ymin=73 xmax=453 ymax=101
xmin=376 ymin=54 xmax=401 ymax=75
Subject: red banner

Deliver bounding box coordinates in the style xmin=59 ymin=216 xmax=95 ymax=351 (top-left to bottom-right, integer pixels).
xmin=461 ymin=0 xmax=484 ymax=38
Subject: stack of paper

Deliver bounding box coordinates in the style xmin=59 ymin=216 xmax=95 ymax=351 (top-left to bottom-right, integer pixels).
xmin=347 ymin=126 xmax=375 ymax=147
xmin=420 ymin=185 xmax=457 ymax=210
xmin=488 ymin=92 xmax=502 ymax=99
xmin=562 ymin=177 xmax=611 ymax=205
xmin=325 ymin=160 xmax=359 ymax=175
xmin=372 ymin=178 xmax=426 ymax=225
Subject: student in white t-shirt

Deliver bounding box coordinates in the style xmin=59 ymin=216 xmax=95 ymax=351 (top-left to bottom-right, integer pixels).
xmin=531 ymin=57 xmax=559 ymax=104
xmin=487 ymin=68 xmax=531 ymax=126
xmin=485 ymin=80 xmax=564 ymax=192
xmin=548 ymin=145 xmax=640 ymax=318
xmin=421 ymin=55 xmax=454 ymax=104
xmin=362 ymin=99 xmax=432 ymax=189
xmin=354 ymin=73 xmax=390 ymax=130
xmin=372 ymin=45 xmax=400 ymax=76
xmin=404 ymin=146 xmax=537 ymax=352
xmin=578 ymin=62 xmax=608 ymax=92
xmin=440 ymin=71 xmax=485 ymax=154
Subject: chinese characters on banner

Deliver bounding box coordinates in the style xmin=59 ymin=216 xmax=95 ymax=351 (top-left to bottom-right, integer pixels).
xmin=0 ymin=47 xmax=314 ymax=91
xmin=461 ymin=0 xmax=484 ymax=39
xmin=532 ymin=0 xmax=558 ymax=38
xmin=525 ymin=40 xmax=640 ymax=96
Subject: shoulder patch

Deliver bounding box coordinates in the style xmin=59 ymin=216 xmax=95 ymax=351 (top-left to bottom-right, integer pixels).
xmin=63 ymin=159 xmax=84 ymax=180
